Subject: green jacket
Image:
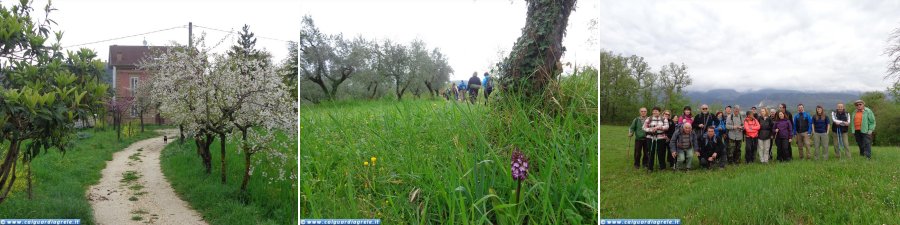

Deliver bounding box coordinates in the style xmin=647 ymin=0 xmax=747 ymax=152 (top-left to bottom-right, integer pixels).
xmin=849 ymin=107 xmax=876 ymax=134
xmin=629 ymin=116 xmax=647 ymax=139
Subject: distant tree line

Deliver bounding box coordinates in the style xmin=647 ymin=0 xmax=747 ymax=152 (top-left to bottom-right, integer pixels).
xmin=599 ymin=50 xmax=694 ymax=124
xmin=299 ymin=16 xmax=452 ymax=103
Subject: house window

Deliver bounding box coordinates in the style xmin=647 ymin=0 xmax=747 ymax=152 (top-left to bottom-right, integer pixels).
xmin=130 ymin=77 xmax=139 ymax=117
xmin=130 ymin=77 xmax=139 ymax=97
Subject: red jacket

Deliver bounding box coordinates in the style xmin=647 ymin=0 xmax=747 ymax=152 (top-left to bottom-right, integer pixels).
xmin=743 ymin=118 xmax=760 ymax=138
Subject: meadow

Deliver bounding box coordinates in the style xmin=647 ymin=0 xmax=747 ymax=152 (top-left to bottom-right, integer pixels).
xmin=160 ymin=131 xmax=298 ymax=225
xmin=0 ymin=126 xmax=164 ymax=224
xmin=300 ymin=71 xmax=598 ymax=224
xmin=600 ymin=125 xmax=900 ymax=224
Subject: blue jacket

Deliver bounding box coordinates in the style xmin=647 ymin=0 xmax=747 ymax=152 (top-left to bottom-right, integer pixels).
xmin=793 ymin=112 xmax=813 ymax=135
xmin=715 ymin=118 xmax=727 ymax=137
xmin=458 ymin=81 xmax=467 ymax=90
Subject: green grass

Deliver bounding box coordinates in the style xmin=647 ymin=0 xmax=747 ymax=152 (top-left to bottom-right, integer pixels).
xmin=600 ymin=125 xmax=900 ymax=224
xmin=0 ymin=126 xmax=165 ymax=224
xmin=300 ymin=93 xmax=598 ymax=223
xmin=160 ymin=132 xmax=298 ymax=225
xmin=121 ymin=170 xmax=140 ymax=183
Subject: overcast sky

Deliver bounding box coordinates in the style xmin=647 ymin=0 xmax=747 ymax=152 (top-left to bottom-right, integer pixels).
xmin=301 ymin=0 xmax=599 ymax=81
xmin=3 ymin=0 xmax=298 ymax=65
xmin=599 ymin=0 xmax=900 ymax=93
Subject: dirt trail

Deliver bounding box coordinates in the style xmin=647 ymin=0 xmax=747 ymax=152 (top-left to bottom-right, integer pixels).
xmin=88 ymin=129 xmax=207 ymax=225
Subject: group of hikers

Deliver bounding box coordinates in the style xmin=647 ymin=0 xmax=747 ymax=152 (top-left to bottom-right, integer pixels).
xmin=628 ymin=100 xmax=876 ymax=172
xmin=444 ymin=72 xmax=494 ymax=104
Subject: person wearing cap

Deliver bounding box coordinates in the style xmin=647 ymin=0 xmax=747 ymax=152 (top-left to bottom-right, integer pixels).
xmin=629 ymin=108 xmax=649 ymax=169
xmin=793 ymin=104 xmax=814 ymax=160
xmin=850 ymin=100 xmax=876 ymax=159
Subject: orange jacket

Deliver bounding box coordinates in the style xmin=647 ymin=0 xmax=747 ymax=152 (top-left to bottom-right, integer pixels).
xmin=743 ymin=118 xmax=760 ymax=138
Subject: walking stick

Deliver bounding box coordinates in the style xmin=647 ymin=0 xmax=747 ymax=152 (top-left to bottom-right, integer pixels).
xmin=836 ymin=126 xmax=846 ymax=159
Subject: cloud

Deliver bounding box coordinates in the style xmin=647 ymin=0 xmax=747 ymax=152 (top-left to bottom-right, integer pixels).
xmin=599 ymin=0 xmax=900 ymax=92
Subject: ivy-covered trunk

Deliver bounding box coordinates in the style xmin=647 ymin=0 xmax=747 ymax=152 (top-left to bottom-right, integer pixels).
xmin=500 ymin=0 xmax=576 ymax=101
xmin=0 ymin=139 xmax=21 ymax=204
xmin=239 ymin=128 xmax=252 ymax=192
xmin=219 ymin=132 xmax=227 ymax=184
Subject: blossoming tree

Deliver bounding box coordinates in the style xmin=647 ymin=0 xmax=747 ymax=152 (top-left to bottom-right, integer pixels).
xmin=142 ymin=35 xmax=296 ymax=189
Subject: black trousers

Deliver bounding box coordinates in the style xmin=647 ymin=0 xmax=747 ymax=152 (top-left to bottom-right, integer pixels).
xmin=745 ymin=137 xmax=758 ymax=163
xmin=645 ymin=139 xmax=667 ymax=171
xmin=633 ymin=139 xmax=647 ymax=168
xmin=776 ymin=138 xmax=791 ymax=161
xmin=854 ymin=131 xmax=872 ymax=159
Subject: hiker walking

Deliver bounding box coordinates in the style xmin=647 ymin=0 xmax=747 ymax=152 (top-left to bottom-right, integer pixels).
xmin=467 ymin=72 xmax=481 ymax=104
xmin=831 ymin=103 xmax=851 ymax=159
xmin=850 ymin=100 xmax=876 ymax=159
xmin=811 ymin=105 xmax=831 ymax=160
xmin=482 ymin=72 xmax=493 ymax=104
xmin=643 ymin=107 xmax=670 ymax=172
xmin=628 ymin=108 xmax=649 ymax=169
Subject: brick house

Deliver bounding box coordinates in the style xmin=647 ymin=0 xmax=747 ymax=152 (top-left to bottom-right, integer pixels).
xmin=108 ymin=45 xmax=170 ymax=124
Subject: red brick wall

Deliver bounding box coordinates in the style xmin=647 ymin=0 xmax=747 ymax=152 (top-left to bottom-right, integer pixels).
xmin=111 ymin=67 xmax=164 ymax=124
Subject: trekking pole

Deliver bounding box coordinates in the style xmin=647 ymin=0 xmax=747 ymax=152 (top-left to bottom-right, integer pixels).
xmin=836 ymin=126 xmax=845 ymax=158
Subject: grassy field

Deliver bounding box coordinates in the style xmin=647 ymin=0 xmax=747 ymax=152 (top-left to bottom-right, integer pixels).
xmin=160 ymin=132 xmax=298 ymax=225
xmin=300 ymin=82 xmax=597 ymax=223
xmin=0 ymin=126 xmax=164 ymax=224
xmin=600 ymin=125 xmax=900 ymax=224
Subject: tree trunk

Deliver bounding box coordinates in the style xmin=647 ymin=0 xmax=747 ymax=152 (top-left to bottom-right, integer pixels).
xmin=25 ymin=156 xmax=32 ymax=200
xmin=239 ymin=129 xmax=252 ymax=192
xmin=0 ymin=139 xmax=21 ymax=204
xmin=195 ymin=133 xmax=214 ymax=174
xmin=139 ymin=111 xmax=145 ymax=132
xmin=115 ymin=115 xmax=121 ymax=142
xmin=219 ymin=132 xmax=227 ymax=184
xmin=179 ymin=125 xmax=185 ymax=144
xmin=368 ymin=82 xmax=379 ymax=99
xmin=501 ymin=0 xmax=576 ymax=100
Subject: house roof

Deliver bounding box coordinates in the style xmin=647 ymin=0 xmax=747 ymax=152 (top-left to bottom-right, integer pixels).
xmin=108 ymin=45 xmax=172 ymax=67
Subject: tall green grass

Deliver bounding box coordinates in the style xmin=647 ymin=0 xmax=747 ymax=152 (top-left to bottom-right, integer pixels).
xmin=600 ymin=125 xmax=900 ymax=224
xmin=0 ymin=126 xmax=164 ymax=224
xmin=301 ymin=71 xmax=598 ymax=223
xmin=160 ymin=133 xmax=298 ymax=225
